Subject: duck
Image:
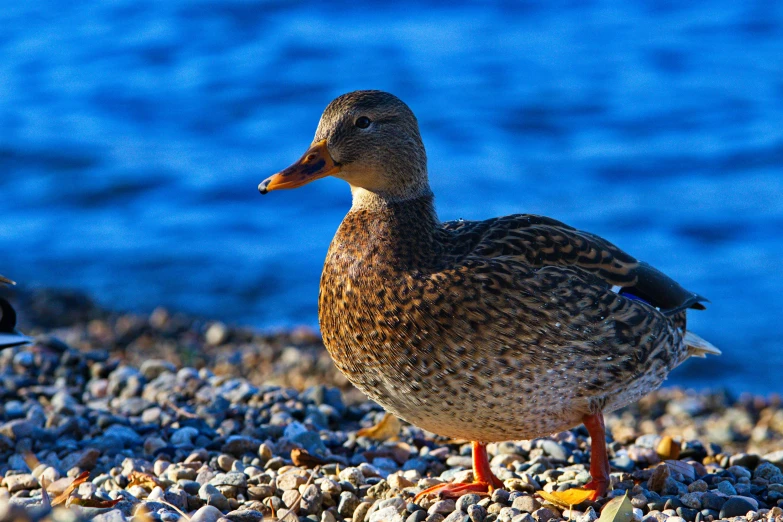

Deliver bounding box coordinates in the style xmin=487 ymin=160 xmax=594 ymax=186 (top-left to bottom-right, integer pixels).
xmin=258 ymin=90 xmax=720 ymax=501
xmin=0 ymin=276 xmax=32 ymax=349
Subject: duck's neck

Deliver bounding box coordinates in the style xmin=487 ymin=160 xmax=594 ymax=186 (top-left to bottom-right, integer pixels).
xmin=338 ymin=188 xmax=442 ymax=268
xmin=349 ymin=182 xmax=434 ymax=211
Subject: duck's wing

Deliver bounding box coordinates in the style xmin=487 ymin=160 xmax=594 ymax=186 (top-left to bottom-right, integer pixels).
xmin=442 ymin=214 xmax=706 ymax=315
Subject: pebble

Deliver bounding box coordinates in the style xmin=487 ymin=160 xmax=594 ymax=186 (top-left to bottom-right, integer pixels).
xmin=429 ymin=500 xmax=457 ymax=515
xmin=719 ymin=496 xmax=757 ymax=518
xmin=191 ymin=505 xmax=225 ymax=522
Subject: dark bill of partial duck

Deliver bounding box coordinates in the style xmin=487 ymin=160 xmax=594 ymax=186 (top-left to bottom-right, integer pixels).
xmin=259 ymin=140 xmax=342 ymax=195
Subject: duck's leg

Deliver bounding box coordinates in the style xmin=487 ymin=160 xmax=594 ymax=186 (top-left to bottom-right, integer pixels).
xmin=581 ymin=412 xmax=610 ymax=500
xmin=414 ymin=441 xmax=504 ymax=502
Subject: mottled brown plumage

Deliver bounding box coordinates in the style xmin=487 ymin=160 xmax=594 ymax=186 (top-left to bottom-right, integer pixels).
xmin=260 ymin=90 xmax=719 ymax=498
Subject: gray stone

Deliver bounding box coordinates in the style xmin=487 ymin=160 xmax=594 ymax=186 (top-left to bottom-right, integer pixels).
xmin=727 ymin=465 xmax=752 ymax=479
xmin=91 ymin=509 xmax=128 ymax=522
xmin=140 ymin=359 xmax=177 ymax=379
xmin=171 ymin=426 xmax=199 ymax=446
xmin=763 ymin=451 xmax=783 ymax=467
xmin=716 ymin=480 xmax=738 ymax=496
xmin=467 ymin=504 xmax=487 ymax=522
xmin=191 ymin=505 xmax=225 ymax=522
xmin=679 ymin=492 xmax=701 ymax=510
xmin=531 ymin=507 xmax=556 ymax=522
xmin=491 ymin=489 xmax=510 ymax=504
xmin=443 ymin=511 xmax=469 ymax=522
xmin=540 ymin=440 xmax=567 ymax=461
xmin=610 ymin=454 xmax=635 ymax=472
xmin=3 ymin=473 xmax=39 ymax=492
xmin=429 ymin=500 xmax=457 ymax=515
xmin=225 ymin=509 xmax=264 ymax=522
xmin=338 ymin=467 xmax=365 ymax=486
xmin=300 ymin=484 xmax=323 ymax=515
xmin=700 ymin=492 xmax=725 ymax=511
xmin=511 ymin=496 xmax=540 ymax=514
xmin=222 ymin=436 xmax=261 ymax=456
xmin=371 ymin=506 xmax=405 ymax=522
xmin=719 ymin=497 xmax=757 ymax=518
xmin=755 ymin=462 xmax=783 ymax=484
xmin=338 ymin=491 xmax=361 ymax=517
xmin=199 ymin=483 xmax=230 ymax=511
xmin=456 ymin=494 xmax=482 ymax=512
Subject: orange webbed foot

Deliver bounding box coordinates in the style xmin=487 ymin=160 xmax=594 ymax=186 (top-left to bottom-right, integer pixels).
xmin=414 ymin=480 xmax=498 ymax=503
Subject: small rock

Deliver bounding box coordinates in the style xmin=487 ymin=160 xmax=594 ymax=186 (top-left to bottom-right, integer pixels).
xmin=511 ymin=496 xmax=540 ymax=514
xmin=372 ymin=506 xmax=405 ymax=522
xmin=222 ymin=436 xmax=261 ymax=456
xmin=277 ymin=471 xmax=307 ymax=491
xmin=3 ymin=473 xmax=39 ymax=492
xmin=680 ymin=493 xmax=702 ymax=510
xmin=716 ymin=480 xmax=738 ymax=496
xmin=719 ymin=497 xmax=757 ymax=519
xmin=225 ymin=509 xmax=264 ymax=522
xmin=531 ymin=507 xmax=556 ymax=522
xmin=199 ymin=483 xmax=230 ymax=511
xmin=300 ymin=484 xmax=323 ymax=515
xmin=429 ymin=500 xmax=457 ymax=515
xmin=540 ymin=441 xmax=567 ymax=461
xmin=492 ymin=489 xmax=511 ymax=504
xmin=338 ymin=491 xmax=361 ymax=517
xmin=443 ymin=511 xmax=469 ymax=522
xmin=91 ymin=509 xmax=128 ymax=522
xmin=389 ymin=474 xmax=416 ymax=489
xmin=467 ymin=504 xmax=487 ymax=522
xmin=191 ymin=505 xmax=225 ymax=522
xmin=456 ymin=494 xmax=482 ymax=512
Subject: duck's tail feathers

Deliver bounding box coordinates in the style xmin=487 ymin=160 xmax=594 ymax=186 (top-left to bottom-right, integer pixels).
xmin=685 ymin=331 xmax=721 ymax=358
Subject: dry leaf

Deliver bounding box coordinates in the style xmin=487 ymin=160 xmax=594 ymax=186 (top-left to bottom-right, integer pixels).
xmin=51 ymin=471 xmax=90 ymax=507
xmin=23 ymin=452 xmax=41 ymax=471
xmin=291 ymin=448 xmax=328 ymax=468
xmin=41 ymin=478 xmax=51 ymax=509
xmin=128 ymin=471 xmax=163 ymax=490
xmin=656 ymin=436 xmax=680 ymax=460
xmin=647 ymin=463 xmax=670 ymax=492
xmin=356 ymin=413 xmax=401 ymax=441
xmin=537 ymin=489 xmax=595 ymax=508
xmin=665 ymin=460 xmax=696 ymax=481
xmin=598 ymin=492 xmax=634 ymax=522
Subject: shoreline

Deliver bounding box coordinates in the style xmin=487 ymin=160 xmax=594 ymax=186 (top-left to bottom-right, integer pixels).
xmin=1 ymin=287 xmax=782 ymax=522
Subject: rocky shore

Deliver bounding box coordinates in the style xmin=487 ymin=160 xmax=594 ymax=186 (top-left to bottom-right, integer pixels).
xmin=1 ymin=289 xmax=782 ymax=522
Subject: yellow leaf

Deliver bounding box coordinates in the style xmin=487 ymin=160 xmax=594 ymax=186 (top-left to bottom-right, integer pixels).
xmin=127 ymin=471 xmax=162 ymax=490
xmin=598 ymin=492 xmax=634 ymax=522
xmin=537 ymin=489 xmax=595 ymax=508
xmin=356 ymin=413 xmax=401 ymax=441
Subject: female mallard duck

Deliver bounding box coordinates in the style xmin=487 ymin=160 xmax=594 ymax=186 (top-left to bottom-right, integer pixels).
xmin=0 ymin=276 xmax=31 ymax=349
xmin=259 ymin=90 xmax=719 ymax=500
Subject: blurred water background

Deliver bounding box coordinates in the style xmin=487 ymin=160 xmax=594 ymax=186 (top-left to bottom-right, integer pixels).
xmin=1 ymin=1 xmax=781 ymax=393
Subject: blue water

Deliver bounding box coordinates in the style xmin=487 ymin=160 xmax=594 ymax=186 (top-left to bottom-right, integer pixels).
xmin=1 ymin=1 xmax=782 ymax=394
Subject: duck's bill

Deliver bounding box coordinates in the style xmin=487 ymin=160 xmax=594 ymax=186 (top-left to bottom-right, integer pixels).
xmin=259 ymin=140 xmax=341 ymax=194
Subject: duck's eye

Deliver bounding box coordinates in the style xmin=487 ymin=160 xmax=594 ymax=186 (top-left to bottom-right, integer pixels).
xmin=355 ymin=116 xmax=372 ymax=129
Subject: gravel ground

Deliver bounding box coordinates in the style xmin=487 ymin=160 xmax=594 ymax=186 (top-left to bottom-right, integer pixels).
xmin=1 ymin=289 xmax=782 ymax=522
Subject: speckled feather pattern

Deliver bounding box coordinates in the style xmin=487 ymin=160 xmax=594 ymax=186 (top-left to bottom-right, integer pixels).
xmin=319 ymin=196 xmax=696 ymax=442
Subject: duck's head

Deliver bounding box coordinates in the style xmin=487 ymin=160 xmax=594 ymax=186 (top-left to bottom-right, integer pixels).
xmin=259 ymin=90 xmax=430 ymax=203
